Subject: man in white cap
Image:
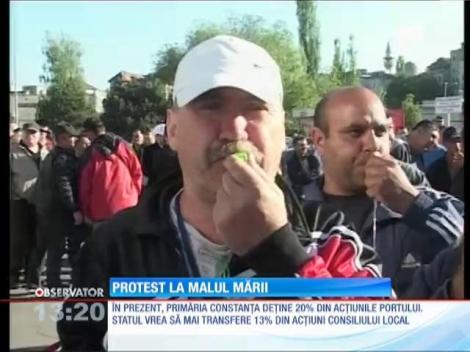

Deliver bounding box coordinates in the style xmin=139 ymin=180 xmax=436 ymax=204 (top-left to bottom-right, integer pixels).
xmin=58 ymin=35 xmax=381 ymax=350
xmin=142 ymin=122 xmax=179 ymax=187
xmin=152 ymin=123 xmax=166 ymax=148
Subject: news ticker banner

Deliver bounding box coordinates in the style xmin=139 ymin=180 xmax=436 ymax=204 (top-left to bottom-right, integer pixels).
xmin=108 ymin=301 xmax=470 ymax=351
xmin=109 ymin=278 xmax=392 ymax=298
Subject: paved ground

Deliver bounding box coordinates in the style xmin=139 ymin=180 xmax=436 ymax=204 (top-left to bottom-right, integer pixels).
xmin=10 ymin=302 xmax=60 ymax=351
xmin=10 ymin=255 xmax=71 ymax=351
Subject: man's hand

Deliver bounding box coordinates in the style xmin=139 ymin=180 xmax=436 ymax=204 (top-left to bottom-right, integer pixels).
xmin=73 ymin=211 xmax=84 ymax=225
xmin=364 ymin=152 xmax=420 ymax=214
xmin=213 ymin=154 xmax=288 ymax=255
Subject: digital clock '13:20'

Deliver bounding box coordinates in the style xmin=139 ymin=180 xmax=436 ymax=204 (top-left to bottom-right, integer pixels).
xmin=34 ymin=302 xmax=106 ymax=322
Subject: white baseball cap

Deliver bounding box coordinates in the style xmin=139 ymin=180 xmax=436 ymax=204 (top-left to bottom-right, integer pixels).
xmin=152 ymin=123 xmax=166 ymax=136
xmin=172 ymin=35 xmax=283 ymax=107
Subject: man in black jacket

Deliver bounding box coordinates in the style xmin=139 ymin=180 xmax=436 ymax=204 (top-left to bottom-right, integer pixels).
xmin=426 ymin=126 xmax=464 ymax=195
xmin=142 ymin=123 xmax=179 ymax=188
xmin=57 ymin=35 xmax=385 ymax=351
xmin=39 ymin=122 xmax=82 ymax=287
xmin=286 ymin=135 xmax=321 ymax=202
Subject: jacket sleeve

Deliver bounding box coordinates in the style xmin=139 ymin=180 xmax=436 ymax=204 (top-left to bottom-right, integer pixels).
xmin=141 ymin=145 xmax=152 ymax=177
xmin=52 ymin=154 xmax=78 ymax=211
xmin=241 ymin=224 xmax=380 ymax=280
xmin=79 ymin=153 xmax=96 ymax=218
xmin=119 ymin=142 xmax=143 ymax=194
xmin=403 ymin=242 xmax=462 ymax=299
xmin=399 ymin=161 xmax=430 ymax=187
xmin=402 ymin=188 xmax=463 ymax=245
xmin=391 ymin=142 xmax=411 ymax=163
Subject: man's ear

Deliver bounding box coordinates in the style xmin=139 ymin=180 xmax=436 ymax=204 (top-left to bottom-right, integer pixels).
xmin=311 ymin=127 xmax=326 ymax=156
xmin=166 ymin=108 xmax=178 ymax=152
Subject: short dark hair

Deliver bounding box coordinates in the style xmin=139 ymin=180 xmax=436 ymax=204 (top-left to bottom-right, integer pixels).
xmin=293 ymin=135 xmax=307 ymax=146
xmin=141 ymin=126 xmax=152 ymax=134
xmin=82 ymin=118 xmax=105 ymax=134
xmin=412 ymin=119 xmax=436 ymax=133
xmin=313 ymin=94 xmax=331 ymax=134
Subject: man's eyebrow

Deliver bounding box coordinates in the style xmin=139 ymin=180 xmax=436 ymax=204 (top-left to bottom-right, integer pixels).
xmin=339 ymin=123 xmax=368 ymax=131
xmin=340 ymin=120 xmax=388 ymax=131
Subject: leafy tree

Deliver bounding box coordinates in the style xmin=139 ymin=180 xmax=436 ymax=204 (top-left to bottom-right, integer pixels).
xmin=385 ymin=73 xmax=441 ymax=108
xmin=427 ymin=57 xmax=450 ymax=71
xmin=402 ymin=93 xmax=422 ymax=128
xmin=395 ymin=55 xmax=405 ymax=76
xmin=153 ymin=15 xmax=320 ymax=123
xmin=406 ymin=73 xmax=441 ymax=102
xmin=296 ymin=0 xmax=320 ymax=78
xmin=101 ymin=75 xmax=169 ymax=138
xmin=344 ymin=34 xmax=359 ymax=85
xmin=37 ymin=34 xmax=94 ymax=126
xmin=330 ymin=39 xmax=346 ymax=86
xmin=154 ymin=44 xmax=186 ymax=85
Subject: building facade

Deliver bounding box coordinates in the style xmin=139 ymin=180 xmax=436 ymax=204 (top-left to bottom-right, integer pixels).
xmin=10 ymin=83 xmax=107 ymax=125
xmin=359 ymin=70 xmax=394 ymax=98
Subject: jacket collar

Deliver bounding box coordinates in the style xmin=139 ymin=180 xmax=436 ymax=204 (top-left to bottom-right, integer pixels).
xmin=310 ymin=175 xmax=403 ymax=230
xmin=17 ymin=141 xmax=48 ymax=160
xmin=131 ymin=169 xmax=183 ymax=239
xmin=130 ymin=169 xmax=311 ymax=241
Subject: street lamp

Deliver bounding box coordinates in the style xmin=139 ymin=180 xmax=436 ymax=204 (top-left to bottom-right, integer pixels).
xmin=444 ymin=82 xmax=459 ymax=97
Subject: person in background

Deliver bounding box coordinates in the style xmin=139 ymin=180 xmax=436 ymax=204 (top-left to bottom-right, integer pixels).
xmin=142 ymin=124 xmax=165 ymax=178
xmin=395 ymin=127 xmax=408 ymax=141
xmin=10 ymin=123 xmax=22 ymax=146
xmin=10 ymin=122 xmax=48 ymax=289
xmin=34 ymin=122 xmax=81 ymax=287
xmin=390 ymin=117 xmax=408 ymax=162
xmin=392 ymin=119 xmax=438 ymax=170
xmin=433 ymin=116 xmax=446 ymax=144
xmin=39 ymin=126 xmax=52 ymax=148
xmin=426 ymin=126 xmax=464 ymax=195
xmin=44 ymin=131 xmax=56 ymax=151
xmin=142 ymin=123 xmax=179 ymax=188
xmin=142 ymin=126 xmax=155 ymax=146
xmin=74 ymin=134 xmax=91 ymax=158
xmin=449 ymin=127 xmax=464 ymax=201
xmin=286 ymin=135 xmax=321 ymax=203
xmin=421 ymin=127 xmax=446 ymax=172
xmin=388 ymin=116 xmax=429 ymax=187
xmin=130 ymin=129 xmax=145 ymax=162
xmin=79 ymin=117 xmax=143 ymax=229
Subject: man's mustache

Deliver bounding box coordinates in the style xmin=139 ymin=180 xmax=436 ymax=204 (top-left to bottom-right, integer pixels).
xmin=208 ymin=141 xmax=262 ymax=164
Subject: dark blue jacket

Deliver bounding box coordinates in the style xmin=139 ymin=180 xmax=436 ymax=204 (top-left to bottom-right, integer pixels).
xmin=426 ymin=155 xmax=452 ymax=193
xmin=303 ymin=177 xmax=464 ymax=296
xmin=286 ymin=152 xmax=321 ymax=201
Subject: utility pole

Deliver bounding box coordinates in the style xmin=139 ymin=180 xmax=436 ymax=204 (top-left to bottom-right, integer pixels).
xmin=444 ymin=82 xmax=450 ymax=126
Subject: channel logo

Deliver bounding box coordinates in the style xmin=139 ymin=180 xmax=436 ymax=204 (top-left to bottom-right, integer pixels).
xmin=34 ymin=287 xmax=104 ymax=298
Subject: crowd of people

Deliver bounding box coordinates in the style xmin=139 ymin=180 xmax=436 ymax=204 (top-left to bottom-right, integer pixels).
xmin=9 ymin=118 xmax=178 ymax=289
xmin=8 ymin=34 xmax=464 ymax=350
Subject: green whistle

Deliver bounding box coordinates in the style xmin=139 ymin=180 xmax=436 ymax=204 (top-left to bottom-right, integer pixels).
xmin=233 ymin=151 xmax=249 ymax=162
